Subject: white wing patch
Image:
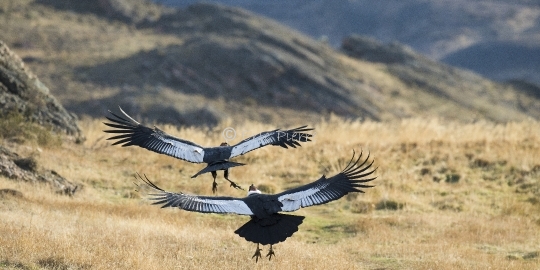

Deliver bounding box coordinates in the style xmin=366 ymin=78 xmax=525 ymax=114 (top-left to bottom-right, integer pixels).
xmin=156 ymin=135 xmax=205 ymax=163
xmin=230 ymin=133 xmax=276 ymax=158
xmin=278 ymin=182 xmax=331 ymax=212
xmin=184 ymin=195 xmax=253 ymax=215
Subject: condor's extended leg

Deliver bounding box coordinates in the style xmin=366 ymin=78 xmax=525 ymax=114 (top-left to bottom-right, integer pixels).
xmin=224 ymin=169 xmax=243 ymax=190
xmin=266 ymin=244 xmax=275 ymax=260
xmin=252 ymin=243 xmax=263 ymax=263
xmin=211 ymin=171 xmax=218 ymax=193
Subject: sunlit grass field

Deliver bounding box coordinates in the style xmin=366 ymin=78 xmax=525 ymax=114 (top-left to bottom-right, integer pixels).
xmin=1 ymin=117 xmax=539 ymax=269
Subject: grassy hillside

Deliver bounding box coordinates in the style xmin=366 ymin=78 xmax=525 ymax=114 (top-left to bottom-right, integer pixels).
xmin=1 ymin=0 xmax=539 ymax=125
xmin=1 ymin=117 xmax=539 ymax=269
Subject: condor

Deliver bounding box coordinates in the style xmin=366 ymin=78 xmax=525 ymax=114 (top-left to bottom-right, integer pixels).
xmin=104 ymin=107 xmax=313 ymax=193
xmin=137 ymin=151 xmax=376 ymax=262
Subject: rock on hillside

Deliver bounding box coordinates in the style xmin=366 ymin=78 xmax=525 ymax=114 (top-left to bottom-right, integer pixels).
xmin=0 ymin=41 xmax=79 ymax=195
xmin=0 ymin=145 xmax=78 ymax=195
xmin=0 ymin=41 xmax=81 ymax=137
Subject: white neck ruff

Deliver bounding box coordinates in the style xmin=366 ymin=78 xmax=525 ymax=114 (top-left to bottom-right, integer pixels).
xmin=247 ymin=190 xmax=261 ymax=196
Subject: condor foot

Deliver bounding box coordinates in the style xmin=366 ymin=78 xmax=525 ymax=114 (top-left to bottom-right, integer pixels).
xmin=266 ymin=245 xmax=275 ymax=261
xmin=229 ymin=181 xmax=244 ymax=191
xmin=212 ymin=181 xmax=218 ymax=194
xmin=252 ymin=244 xmax=263 ymax=263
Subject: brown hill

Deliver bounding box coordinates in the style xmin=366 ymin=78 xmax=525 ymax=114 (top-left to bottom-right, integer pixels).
xmin=157 ymin=0 xmax=540 ymax=86
xmin=0 ymin=1 xmax=538 ymax=125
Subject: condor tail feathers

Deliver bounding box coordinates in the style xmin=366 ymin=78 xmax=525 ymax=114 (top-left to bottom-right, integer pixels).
xmin=234 ymin=214 xmax=305 ymax=245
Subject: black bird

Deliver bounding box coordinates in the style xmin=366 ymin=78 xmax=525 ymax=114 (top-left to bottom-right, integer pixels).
xmin=104 ymin=107 xmax=313 ymax=193
xmin=136 ymin=151 xmax=376 ymax=262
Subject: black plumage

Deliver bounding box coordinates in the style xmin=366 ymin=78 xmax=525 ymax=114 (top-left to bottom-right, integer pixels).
xmin=137 ymin=150 xmax=377 ymax=262
xmin=104 ymin=107 xmax=313 ymax=193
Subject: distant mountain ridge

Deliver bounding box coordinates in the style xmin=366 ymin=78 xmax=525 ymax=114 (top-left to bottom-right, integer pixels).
xmin=155 ymin=0 xmax=540 ymax=86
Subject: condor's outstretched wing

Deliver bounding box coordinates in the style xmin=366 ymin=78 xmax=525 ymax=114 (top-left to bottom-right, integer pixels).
xmin=229 ymin=126 xmax=313 ymax=158
xmin=103 ymin=107 xmax=205 ymax=163
xmin=137 ymin=174 xmax=253 ymax=215
xmin=275 ymin=151 xmax=376 ymax=212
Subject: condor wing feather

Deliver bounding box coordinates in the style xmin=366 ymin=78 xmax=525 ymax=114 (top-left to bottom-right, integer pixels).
xmin=137 ymin=174 xmax=253 ymax=215
xmin=276 ymin=151 xmax=376 ymax=212
xmin=229 ymin=126 xmax=313 ymax=158
xmin=104 ymin=107 xmax=205 ymax=163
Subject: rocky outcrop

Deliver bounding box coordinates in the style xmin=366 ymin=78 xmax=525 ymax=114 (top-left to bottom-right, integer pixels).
xmin=0 ymin=146 xmax=78 ymax=196
xmin=342 ymin=35 xmax=419 ymax=65
xmin=0 ymin=40 xmax=81 ymax=137
xmin=0 ymin=41 xmax=79 ymax=195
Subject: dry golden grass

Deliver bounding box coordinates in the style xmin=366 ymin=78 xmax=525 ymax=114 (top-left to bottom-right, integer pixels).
xmin=1 ymin=117 xmax=539 ymax=269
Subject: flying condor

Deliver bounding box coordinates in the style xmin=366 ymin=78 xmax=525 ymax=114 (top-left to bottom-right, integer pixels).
xmin=136 ymin=151 xmax=377 ymax=262
xmin=104 ymin=107 xmax=313 ymax=193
